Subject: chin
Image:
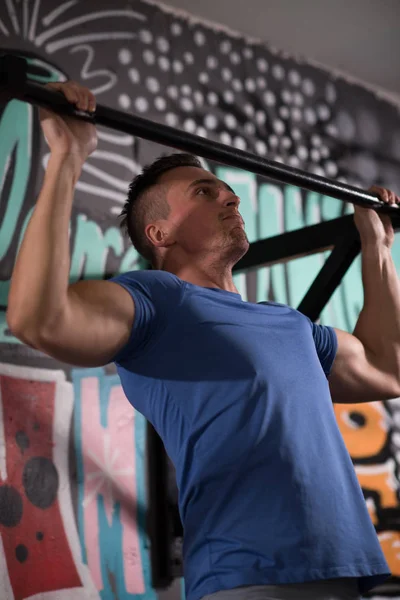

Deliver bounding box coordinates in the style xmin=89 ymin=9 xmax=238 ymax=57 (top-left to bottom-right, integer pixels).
xmin=227 ymin=232 xmax=250 ymax=263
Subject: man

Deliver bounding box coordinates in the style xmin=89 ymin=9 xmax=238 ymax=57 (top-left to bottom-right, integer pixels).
xmin=7 ymin=81 xmax=400 ymax=600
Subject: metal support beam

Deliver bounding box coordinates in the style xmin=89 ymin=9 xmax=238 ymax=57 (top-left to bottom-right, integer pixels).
xmin=296 ymin=222 xmax=361 ymax=321
xmin=234 ymin=214 xmax=353 ymax=272
xmin=296 ymin=214 xmax=400 ymax=321
xmin=146 ymin=422 xmax=174 ymax=589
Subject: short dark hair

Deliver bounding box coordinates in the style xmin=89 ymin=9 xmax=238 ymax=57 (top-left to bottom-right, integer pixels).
xmin=119 ymin=153 xmax=202 ymax=264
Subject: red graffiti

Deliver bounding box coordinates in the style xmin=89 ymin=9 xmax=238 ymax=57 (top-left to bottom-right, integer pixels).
xmin=0 ymin=374 xmax=82 ymax=600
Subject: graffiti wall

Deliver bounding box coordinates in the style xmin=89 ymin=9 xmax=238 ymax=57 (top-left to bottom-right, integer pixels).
xmin=1 ymin=0 xmax=400 ymax=597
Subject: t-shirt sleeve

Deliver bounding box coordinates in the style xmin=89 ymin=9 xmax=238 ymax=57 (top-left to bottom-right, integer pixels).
xmin=305 ymin=317 xmax=338 ymax=377
xmin=108 ymin=270 xmax=183 ymax=364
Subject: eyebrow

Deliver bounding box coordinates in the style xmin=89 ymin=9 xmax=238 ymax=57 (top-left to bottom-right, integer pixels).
xmin=186 ymin=178 xmax=235 ymax=194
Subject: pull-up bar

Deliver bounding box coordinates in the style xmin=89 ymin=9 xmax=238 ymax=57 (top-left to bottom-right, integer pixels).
xmin=0 ymin=53 xmax=397 ymax=214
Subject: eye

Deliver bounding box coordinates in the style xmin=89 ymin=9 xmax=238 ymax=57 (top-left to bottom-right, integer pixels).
xmin=196 ymin=187 xmax=210 ymax=196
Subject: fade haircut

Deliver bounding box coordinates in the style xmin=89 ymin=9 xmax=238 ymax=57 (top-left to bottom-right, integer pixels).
xmin=119 ymin=153 xmax=202 ymax=265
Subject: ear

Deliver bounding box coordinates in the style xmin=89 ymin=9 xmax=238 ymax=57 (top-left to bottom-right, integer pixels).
xmin=145 ymin=221 xmax=175 ymax=249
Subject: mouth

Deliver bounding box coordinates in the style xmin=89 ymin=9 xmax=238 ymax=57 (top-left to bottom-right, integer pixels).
xmin=224 ymin=214 xmax=244 ymax=226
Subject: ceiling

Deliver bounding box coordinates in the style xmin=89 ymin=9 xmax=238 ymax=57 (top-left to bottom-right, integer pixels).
xmin=158 ymin=0 xmax=400 ymax=101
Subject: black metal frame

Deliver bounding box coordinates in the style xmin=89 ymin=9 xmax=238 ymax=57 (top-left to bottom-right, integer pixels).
xmin=2 ymin=53 xmax=400 ymax=588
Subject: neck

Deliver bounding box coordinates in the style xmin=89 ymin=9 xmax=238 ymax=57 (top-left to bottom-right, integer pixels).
xmin=158 ymin=252 xmax=239 ymax=293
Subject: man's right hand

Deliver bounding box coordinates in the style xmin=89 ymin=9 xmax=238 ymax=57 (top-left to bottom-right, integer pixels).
xmin=39 ymin=81 xmax=98 ymax=164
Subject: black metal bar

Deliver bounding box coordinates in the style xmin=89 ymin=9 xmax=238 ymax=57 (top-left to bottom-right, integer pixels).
xmin=234 ymin=214 xmax=354 ymax=272
xmin=1 ymin=53 xmax=399 ymax=215
xmin=296 ymin=221 xmax=361 ymax=321
xmin=296 ymin=212 xmax=400 ymax=321
xmin=146 ymin=422 xmax=173 ymax=589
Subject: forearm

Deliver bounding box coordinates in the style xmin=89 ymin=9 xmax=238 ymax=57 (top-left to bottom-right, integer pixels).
xmin=353 ymin=242 xmax=400 ymax=374
xmin=7 ymin=153 xmax=82 ymax=336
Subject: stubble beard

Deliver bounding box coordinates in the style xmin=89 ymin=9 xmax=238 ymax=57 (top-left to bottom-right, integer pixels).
xmin=221 ymin=226 xmax=250 ymax=265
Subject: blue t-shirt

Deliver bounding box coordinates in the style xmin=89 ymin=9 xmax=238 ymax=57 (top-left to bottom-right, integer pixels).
xmin=110 ymin=270 xmax=390 ymax=600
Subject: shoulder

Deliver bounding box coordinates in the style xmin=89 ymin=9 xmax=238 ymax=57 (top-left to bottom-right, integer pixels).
xmin=257 ymin=300 xmax=306 ymax=318
xmin=110 ymin=269 xmax=185 ymax=297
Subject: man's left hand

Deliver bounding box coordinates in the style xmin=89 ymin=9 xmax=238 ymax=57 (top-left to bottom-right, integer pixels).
xmin=353 ymin=185 xmax=400 ymax=248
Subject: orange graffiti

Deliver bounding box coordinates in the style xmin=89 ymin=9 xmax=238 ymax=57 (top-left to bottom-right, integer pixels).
xmin=378 ymin=532 xmax=400 ymax=577
xmin=355 ymin=460 xmax=398 ymax=510
xmin=365 ymin=498 xmax=378 ymax=526
xmin=334 ymin=402 xmax=387 ymax=458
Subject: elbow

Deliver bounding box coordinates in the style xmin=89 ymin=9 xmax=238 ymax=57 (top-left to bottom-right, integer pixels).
xmin=391 ymin=378 xmax=400 ymax=400
xmin=6 ymin=310 xmax=41 ymax=347
xmin=384 ymin=371 xmax=400 ymax=400
xmin=5 ymin=309 xmax=23 ymax=339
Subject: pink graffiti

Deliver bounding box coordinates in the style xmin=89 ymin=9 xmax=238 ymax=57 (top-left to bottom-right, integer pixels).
xmin=79 ymin=376 xmax=145 ymax=594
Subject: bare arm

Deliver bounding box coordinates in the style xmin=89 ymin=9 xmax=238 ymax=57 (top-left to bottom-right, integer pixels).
xmin=329 ymin=328 xmax=399 ymax=403
xmin=7 ymin=82 xmax=134 ymax=367
xmin=329 ymin=186 xmax=400 ymax=403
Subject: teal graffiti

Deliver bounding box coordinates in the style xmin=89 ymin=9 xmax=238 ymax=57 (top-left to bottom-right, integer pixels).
xmin=0 ymin=100 xmax=33 ymax=262
xmin=258 ymin=183 xmax=287 ymax=304
xmin=70 ymin=214 xmax=124 ymax=282
xmin=73 ymin=368 xmax=155 ymax=600
xmin=70 ymin=214 xmax=142 ymax=282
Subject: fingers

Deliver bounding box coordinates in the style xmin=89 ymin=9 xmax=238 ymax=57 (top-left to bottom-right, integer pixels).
xmin=369 ymin=185 xmax=400 ymax=206
xmin=46 ymin=81 xmax=96 ymax=112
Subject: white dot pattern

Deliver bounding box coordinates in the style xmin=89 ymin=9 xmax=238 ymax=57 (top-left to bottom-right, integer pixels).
xmin=194 ymin=91 xmax=204 ymax=106
xmin=194 ymin=31 xmax=206 ymax=46
xmin=154 ymin=96 xmax=166 ymax=111
xmin=158 ymin=56 xmax=170 ymax=71
xmin=173 ymin=60 xmax=183 ymax=74
xmin=184 ymin=119 xmax=196 ymax=132
xmin=223 ymin=90 xmax=235 ymax=104
xmin=222 ymin=68 xmax=232 ymax=82
xmin=184 ymin=52 xmax=194 ymax=64
xmin=135 ymin=97 xmax=148 ymax=113
xmin=139 ymin=29 xmax=153 ymax=44
xmin=122 ymin=18 xmax=341 ymax=184
xmin=146 ymin=77 xmax=160 ymax=93
xmin=256 ymin=140 xmax=267 ymax=154
xmin=264 ymin=91 xmax=276 ymax=106
xmin=166 ymin=112 xmax=179 ymax=126
xmin=156 ymin=37 xmax=169 ymax=53
xmin=220 ymin=40 xmax=231 ymax=54
xmin=119 ymin=48 xmax=132 ymax=65
xmin=225 ymin=114 xmax=237 ymax=129
xmin=245 ymin=78 xmax=256 ymax=93
xmin=257 ymin=58 xmax=268 ymax=72
xmin=204 ymin=114 xmax=218 ymax=130
xmin=143 ymin=49 xmax=155 ymax=65
xmin=220 ymin=132 xmax=232 ymax=144
xmin=119 ymin=93 xmax=131 ymax=109
xmin=128 ymin=68 xmax=140 ymax=84
xmin=245 ymin=122 xmax=256 ymax=136
xmin=170 ymin=22 xmax=182 ymax=36
xmin=181 ymin=97 xmax=194 ymax=112
xmin=232 ymin=79 xmax=243 ymax=92
xmin=181 ymin=84 xmax=191 ymax=96
xmin=207 ymin=56 xmax=218 ymax=70
xmin=199 ymin=72 xmax=209 ymax=85
xmin=208 ymin=92 xmax=218 ymax=106
xmin=234 ymin=137 xmax=247 ymax=150
xmin=230 ymin=52 xmax=241 ymax=65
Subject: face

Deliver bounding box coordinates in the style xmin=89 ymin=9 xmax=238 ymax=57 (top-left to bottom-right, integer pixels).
xmin=146 ymin=166 xmax=249 ymax=264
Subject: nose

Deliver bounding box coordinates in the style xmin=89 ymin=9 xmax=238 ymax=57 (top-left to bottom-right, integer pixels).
xmin=221 ymin=190 xmax=240 ymax=208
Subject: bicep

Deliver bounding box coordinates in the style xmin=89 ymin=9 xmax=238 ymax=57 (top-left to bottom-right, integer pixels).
xmin=329 ymin=328 xmax=399 ymax=403
xmin=31 ymin=280 xmax=135 ymax=367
